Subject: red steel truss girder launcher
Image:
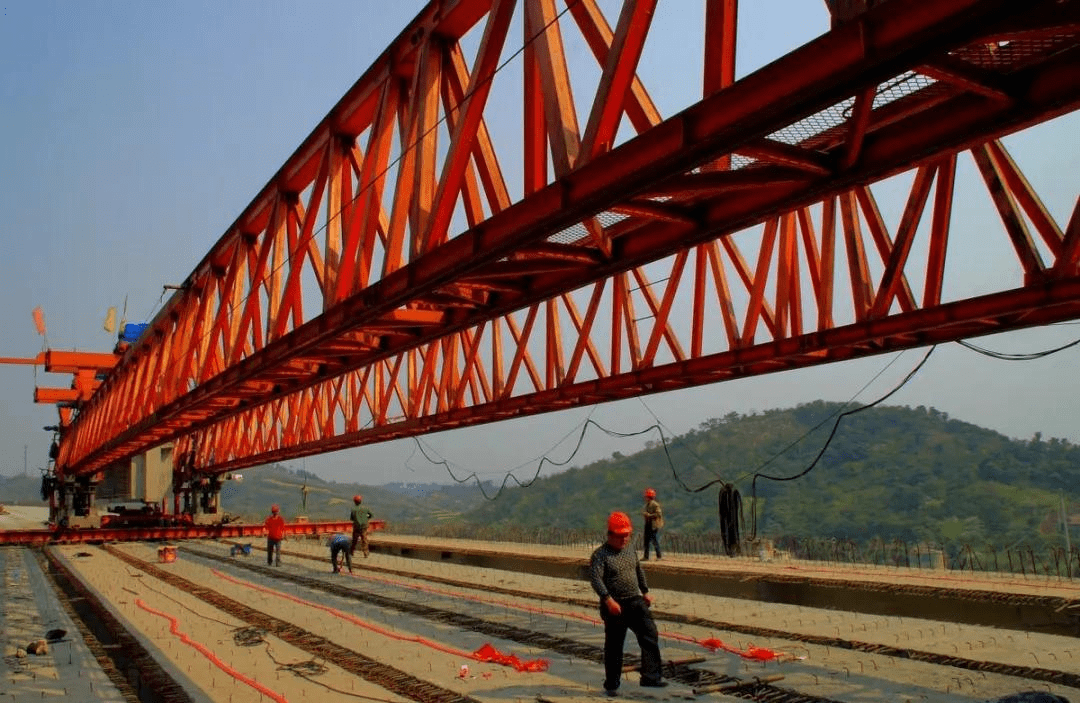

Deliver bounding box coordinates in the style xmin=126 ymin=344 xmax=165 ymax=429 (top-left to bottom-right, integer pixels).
xmin=57 ymin=0 xmax=1080 ymax=477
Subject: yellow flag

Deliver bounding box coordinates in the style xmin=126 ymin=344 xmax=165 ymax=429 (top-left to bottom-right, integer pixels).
xmin=104 ymin=306 xmax=117 ymax=334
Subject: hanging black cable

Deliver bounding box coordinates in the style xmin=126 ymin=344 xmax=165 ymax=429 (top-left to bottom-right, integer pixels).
xmin=409 ymin=329 xmax=1076 ymax=511
xmin=413 ymin=416 xmax=676 ymax=500
xmin=718 ymin=483 xmax=742 ymax=556
xmin=747 ymin=346 xmax=936 ymax=540
xmin=415 ymin=345 xmax=930 ymax=504
xmin=957 ymin=336 xmax=1080 ymax=360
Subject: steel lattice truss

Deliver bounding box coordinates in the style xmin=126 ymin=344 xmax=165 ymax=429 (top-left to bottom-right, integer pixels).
xmin=57 ymin=0 xmax=1080 ymax=478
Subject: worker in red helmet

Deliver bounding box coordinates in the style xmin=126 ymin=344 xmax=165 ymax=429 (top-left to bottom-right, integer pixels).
xmin=641 ymin=488 xmax=664 ymax=561
xmin=349 ymin=494 xmax=374 ymax=558
xmin=589 ymin=511 xmax=666 ymax=694
xmin=264 ymin=504 xmax=286 ymax=566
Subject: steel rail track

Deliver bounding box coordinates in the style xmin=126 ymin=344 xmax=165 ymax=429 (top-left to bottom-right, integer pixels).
xmin=737 ymin=570 xmax=1080 ymax=616
xmin=262 ymin=543 xmax=1080 ymax=691
xmin=39 ymin=547 xmax=192 ymax=703
xmin=100 ymin=545 xmax=481 ymax=703
xmin=178 ymin=545 xmax=848 ymax=702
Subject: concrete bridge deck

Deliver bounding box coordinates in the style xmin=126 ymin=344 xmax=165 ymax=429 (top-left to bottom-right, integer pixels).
xmin=370 ymin=533 xmax=1080 ymax=637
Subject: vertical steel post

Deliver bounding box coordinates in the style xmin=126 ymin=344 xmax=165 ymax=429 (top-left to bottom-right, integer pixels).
xmin=1062 ymin=493 xmax=1073 ymax=579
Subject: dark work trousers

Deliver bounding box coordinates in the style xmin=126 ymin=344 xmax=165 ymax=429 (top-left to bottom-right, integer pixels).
xmin=600 ymin=596 xmax=662 ymax=690
xmin=266 ymin=538 xmax=281 ymax=566
xmin=350 ymin=525 xmax=369 ymax=556
xmin=331 ymin=543 xmax=352 ymax=572
xmin=643 ymin=524 xmax=662 ymax=560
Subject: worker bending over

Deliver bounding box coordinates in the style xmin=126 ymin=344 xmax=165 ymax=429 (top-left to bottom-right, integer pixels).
xmin=329 ymin=533 xmax=353 ymax=574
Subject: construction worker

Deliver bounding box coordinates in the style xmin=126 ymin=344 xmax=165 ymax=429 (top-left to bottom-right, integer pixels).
xmin=264 ymin=504 xmax=285 ymax=566
xmin=349 ymin=495 xmax=373 ymax=557
xmin=589 ymin=511 xmax=666 ymax=694
xmin=642 ymin=488 xmax=663 ymax=560
xmin=329 ymin=533 xmax=353 ymax=574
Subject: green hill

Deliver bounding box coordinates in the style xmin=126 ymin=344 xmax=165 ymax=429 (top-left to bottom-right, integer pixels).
xmin=450 ymin=402 xmax=1080 ymax=551
xmin=0 ymin=474 xmax=44 ymax=505
xmin=217 ymin=464 xmax=490 ymax=527
xmin=1 ymin=464 xmax=491 ymax=530
xmin=5 ymin=402 xmax=1077 ymax=553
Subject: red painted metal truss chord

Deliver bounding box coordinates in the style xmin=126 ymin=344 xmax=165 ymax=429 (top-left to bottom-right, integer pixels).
xmin=57 ymin=0 xmax=1080 ymax=477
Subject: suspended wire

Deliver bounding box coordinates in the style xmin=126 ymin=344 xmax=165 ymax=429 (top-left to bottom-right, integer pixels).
xmin=407 ymin=405 xmax=598 ymax=478
xmin=402 ymin=326 xmax=1075 ymax=521
xmin=634 ymin=346 xmax=915 ymax=495
xmin=415 ymin=343 xmax=928 ymax=501
xmin=137 ymin=288 xmax=168 ymax=335
xmin=669 ymin=332 xmax=1080 ymax=498
xmin=747 ymin=346 xmax=937 ymax=540
xmin=956 ymin=336 xmax=1080 ymax=360
xmin=634 ymin=396 xmax=727 ymax=493
xmin=302 ymin=331 xmax=1080 ymax=478
xmin=412 ymin=415 xmax=682 ymax=501
xmin=732 ymin=349 xmax=914 ymax=485
xmin=133 ymin=0 xmax=581 ymax=359
xmin=104 ymin=1 xmax=587 ymax=467
xmin=85 ymin=0 xmax=1080 ymax=482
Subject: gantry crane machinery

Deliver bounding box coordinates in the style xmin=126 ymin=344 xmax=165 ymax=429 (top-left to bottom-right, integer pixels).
xmin=6 ymin=0 xmax=1080 ymax=535
xmin=1 ymin=327 xmax=208 ymax=530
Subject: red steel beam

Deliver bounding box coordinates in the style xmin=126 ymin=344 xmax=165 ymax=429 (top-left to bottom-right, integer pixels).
xmin=34 ymin=387 xmax=80 ymax=404
xmin=44 ymin=351 xmax=118 ymax=373
xmin=176 ymin=120 xmax=1080 ymax=472
xmin=57 ymin=0 xmax=1080 ymax=477
xmin=0 ymin=353 xmax=46 ymax=366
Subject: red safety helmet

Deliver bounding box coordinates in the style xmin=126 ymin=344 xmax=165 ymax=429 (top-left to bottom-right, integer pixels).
xmin=607 ymin=511 xmax=633 ymax=535
xmin=644 ymin=488 xmax=656 ymax=499
xmin=353 ymin=495 xmax=362 ymax=504
xmin=270 ymin=504 xmax=280 ymax=513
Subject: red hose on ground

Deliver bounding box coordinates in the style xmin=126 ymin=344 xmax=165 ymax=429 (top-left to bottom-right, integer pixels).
xmin=339 ymin=567 xmax=785 ymax=661
xmin=211 ymin=569 xmax=549 ymax=672
xmin=135 ymin=599 xmax=289 ymax=703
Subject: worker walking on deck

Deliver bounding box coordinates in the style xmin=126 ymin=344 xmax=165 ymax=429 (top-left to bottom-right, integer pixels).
xmin=642 ymin=488 xmax=663 ymax=560
xmin=329 ymin=533 xmax=353 ymax=573
xmin=590 ymin=511 xmax=666 ymax=695
xmin=349 ymin=495 xmax=373 ymax=557
xmin=264 ymin=504 xmax=285 ymax=566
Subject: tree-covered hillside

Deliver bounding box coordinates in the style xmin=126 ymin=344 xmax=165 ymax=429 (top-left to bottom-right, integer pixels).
xmin=0 ymin=473 xmax=42 ymax=505
xmin=455 ymin=402 xmax=1080 ymax=550
xmin=0 ymin=464 xmax=491 ymax=528
xmin=217 ymin=464 xmax=490 ymax=526
xmin=5 ymin=402 xmax=1076 ymax=552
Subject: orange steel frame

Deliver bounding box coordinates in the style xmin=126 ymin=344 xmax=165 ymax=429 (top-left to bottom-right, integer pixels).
xmin=1 ymin=351 xmax=117 ymax=426
xmin=52 ymin=0 xmax=1080 ymax=480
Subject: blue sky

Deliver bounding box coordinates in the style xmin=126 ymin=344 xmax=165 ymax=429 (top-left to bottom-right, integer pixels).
xmin=1 ymin=1 xmax=1077 ymax=487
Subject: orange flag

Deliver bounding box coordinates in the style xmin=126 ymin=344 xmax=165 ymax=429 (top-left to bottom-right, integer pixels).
xmin=32 ymin=307 xmax=46 ymax=336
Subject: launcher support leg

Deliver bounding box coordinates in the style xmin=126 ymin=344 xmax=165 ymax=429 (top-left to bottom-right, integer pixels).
xmin=52 ymin=475 xmax=99 ymax=528
xmin=198 ymin=475 xmax=221 ymax=517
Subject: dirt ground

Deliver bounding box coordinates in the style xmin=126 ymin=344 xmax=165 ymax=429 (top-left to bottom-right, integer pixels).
xmin=3 ymin=510 xmax=1079 ymax=702
xmin=0 ymin=504 xmax=50 ymax=530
